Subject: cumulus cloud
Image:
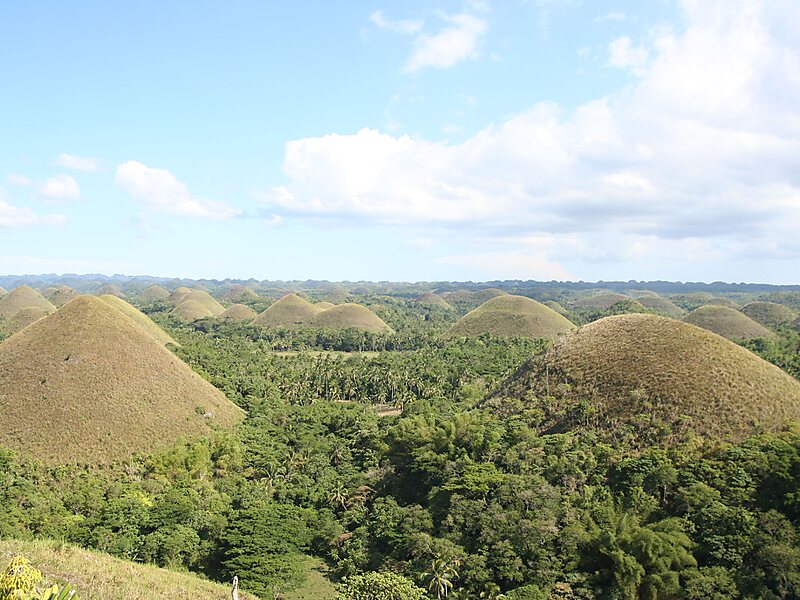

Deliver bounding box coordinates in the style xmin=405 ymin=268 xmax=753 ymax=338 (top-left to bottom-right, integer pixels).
xmin=261 ymin=0 xmax=800 ymax=266
xmin=404 ymin=13 xmax=487 ymax=72
xmin=369 ymin=10 xmax=423 ymax=35
xmin=40 ymin=175 xmax=81 ymax=201
xmin=0 ymin=190 xmax=65 ymax=228
xmin=115 ymin=161 xmax=238 ymax=219
xmin=56 ymin=153 xmax=101 ymax=172
xmin=608 ymin=35 xmax=649 ymax=75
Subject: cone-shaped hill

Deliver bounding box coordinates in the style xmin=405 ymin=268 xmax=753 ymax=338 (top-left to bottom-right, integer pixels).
xmin=636 ymin=294 xmax=684 ymax=318
xmin=0 ymin=296 xmax=243 ymax=464
xmin=138 ymin=284 xmax=170 ymax=302
xmin=682 ymin=305 xmax=774 ymax=340
xmin=170 ymin=299 xmax=214 ymax=322
xmin=222 ymin=284 xmax=259 ymax=302
xmin=5 ymin=307 xmax=49 ymax=334
xmin=498 ymin=314 xmax=800 ymax=443
xmin=446 ymin=295 xmax=574 ymax=339
xmin=740 ymin=301 xmax=797 ymax=328
xmin=544 ymin=300 xmax=569 ymax=316
xmin=0 ymin=287 xmax=6 ymax=296
xmin=311 ymin=303 xmax=394 ymax=333
xmin=98 ymin=295 xmax=176 ymax=346
xmin=572 ymin=292 xmax=629 ymax=310
xmin=415 ymin=292 xmax=452 ymax=309
xmin=46 ymin=286 xmax=79 ymax=307
xmin=0 ymin=285 xmax=56 ymax=319
xmin=96 ymin=284 xmax=124 ymax=298
xmin=445 ymin=288 xmax=507 ymax=309
xmin=219 ymin=303 xmax=257 ymax=321
xmin=316 ymin=301 xmax=335 ymax=310
xmin=252 ymin=293 xmax=322 ymax=328
xmin=169 ymin=289 xmax=224 ymax=315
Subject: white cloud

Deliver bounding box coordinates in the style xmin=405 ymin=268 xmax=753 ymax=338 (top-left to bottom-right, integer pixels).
xmin=406 ymin=237 xmax=435 ymax=250
xmin=595 ymin=11 xmax=629 ymax=23
xmin=40 ymin=175 xmax=81 ymax=201
xmin=369 ymin=10 xmax=423 ymax=35
xmin=261 ymin=0 xmax=800 ymax=267
xmin=438 ymin=251 xmax=575 ymax=281
xmin=56 ymin=153 xmax=101 ymax=172
xmin=0 ymin=191 xmax=65 ymax=228
xmin=608 ymin=35 xmax=649 ymax=76
xmin=115 ymin=161 xmax=238 ymax=219
xmin=404 ymin=13 xmax=487 ymax=73
xmin=6 ymin=174 xmax=31 ymax=186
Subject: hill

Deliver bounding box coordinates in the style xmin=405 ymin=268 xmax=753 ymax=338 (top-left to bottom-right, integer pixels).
xmin=571 ymin=292 xmax=629 ymax=310
xmin=444 ymin=288 xmax=508 ymax=310
xmin=0 ymin=286 xmax=56 ymax=319
xmin=740 ymin=301 xmax=797 ymax=328
xmin=223 ymin=284 xmax=259 ymax=302
xmin=137 ymin=284 xmax=170 ymax=302
xmin=4 ymin=307 xmax=49 ymax=334
xmin=252 ymin=294 xmax=322 ymax=328
xmin=46 ymin=286 xmax=79 ymax=307
xmin=169 ymin=289 xmax=225 ymax=315
xmin=0 ymin=296 xmax=242 ymax=464
xmin=498 ymin=314 xmax=800 ymax=443
xmin=415 ymin=292 xmax=452 ymax=309
xmin=219 ymin=303 xmax=257 ymax=321
xmin=446 ymin=295 xmax=574 ymax=339
xmin=315 ymin=301 xmax=335 ymax=310
xmin=682 ymin=305 xmax=774 ymax=340
xmin=98 ymin=295 xmax=177 ymax=346
xmin=635 ymin=294 xmax=684 ymax=318
xmin=312 ymin=303 xmax=394 ymax=334
xmin=544 ymin=300 xmax=569 ymax=316
xmin=0 ymin=287 xmax=6 ymax=296
xmin=170 ymin=299 xmax=214 ymax=322
xmin=0 ymin=539 xmax=258 ymax=600
xmin=96 ymin=284 xmax=124 ymax=298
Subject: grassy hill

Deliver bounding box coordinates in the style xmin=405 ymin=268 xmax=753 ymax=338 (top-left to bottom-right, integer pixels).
xmin=544 ymin=300 xmax=569 ymax=316
xmin=4 ymin=306 xmax=49 ymax=334
xmin=312 ymin=303 xmax=394 ymax=334
xmin=740 ymin=301 xmax=797 ymax=328
xmin=169 ymin=288 xmax=225 ymax=315
xmin=99 ymin=294 xmax=177 ymax=346
xmin=45 ymin=286 xmax=79 ymax=307
xmin=0 ymin=287 xmax=6 ymax=296
xmin=635 ymin=294 xmax=685 ymax=318
xmin=414 ymin=292 xmax=452 ymax=309
xmin=444 ymin=288 xmax=507 ymax=310
xmin=0 ymin=286 xmax=56 ymax=319
xmin=252 ymin=294 xmax=322 ymax=328
xmin=96 ymin=284 xmax=124 ymax=298
xmin=498 ymin=314 xmax=800 ymax=443
xmin=219 ymin=303 xmax=257 ymax=321
xmin=170 ymin=299 xmax=214 ymax=322
xmin=137 ymin=284 xmax=170 ymax=302
xmin=682 ymin=305 xmax=774 ymax=340
xmin=222 ymin=284 xmax=259 ymax=302
xmin=571 ymin=292 xmax=629 ymax=310
xmin=0 ymin=539 xmax=259 ymax=600
xmin=315 ymin=301 xmax=335 ymax=310
xmin=446 ymin=295 xmax=574 ymax=339
xmin=0 ymin=295 xmax=243 ymax=464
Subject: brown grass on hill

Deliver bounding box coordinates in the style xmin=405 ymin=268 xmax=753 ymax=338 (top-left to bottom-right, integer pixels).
xmin=4 ymin=307 xmax=49 ymax=334
xmin=444 ymin=288 xmax=508 ymax=309
xmin=498 ymin=314 xmax=800 ymax=443
xmin=169 ymin=286 xmax=194 ymax=303
xmin=682 ymin=305 xmax=774 ymax=340
xmin=96 ymin=284 xmax=124 ymax=298
xmin=0 ymin=287 xmax=6 ymax=297
xmin=635 ymin=294 xmax=685 ymax=318
xmin=252 ymin=293 xmax=323 ymax=328
xmin=137 ymin=284 xmax=170 ymax=302
xmin=316 ymin=284 xmax=350 ymax=303
xmin=415 ymin=292 xmax=452 ymax=309
xmin=0 ymin=295 xmax=242 ymax=464
xmin=169 ymin=289 xmax=225 ymax=315
xmin=170 ymin=299 xmax=214 ymax=322
xmin=571 ymin=291 xmax=630 ymax=310
xmin=99 ymin=295 xmax=177 ymax=346
xmin=0 ymin=539 xmax=259 ymax=600
xmin=740 ymin=301 xmax=797 ymax=328
xmin=705 ymin=297 xmax=740 ymax=308
xmin=544 ymin=300 xmax=569 ymax=316
xmin=312 ymin=303 xmax=394 ymax=334
xmin=219 ymin=303 xmax=258 ymax=321
xmin=315 ymin=301 xmax=335 ymax=310
xmin=446 ymin=295 xmax=574 ymax=339
xmin=222 ymin=284 xmax=259 ymax=302
xmin=46 ymin=286 xmax=79 ymax=307
xmin=0 ymin=285 xmax=56 ymax=319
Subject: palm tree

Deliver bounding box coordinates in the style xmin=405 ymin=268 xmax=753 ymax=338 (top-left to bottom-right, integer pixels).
xmin=423 ymin=557 xmax=460 ymax=599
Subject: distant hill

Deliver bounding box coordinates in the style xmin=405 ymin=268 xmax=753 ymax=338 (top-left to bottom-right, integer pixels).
xmin=0 ymin=539 xmax=258 ymax=600
xmin=444 ymin=288 xmax=508 ymax=310
xmin=415 ymin=292 xmax=452 ymax=309
xmin=0 ymin=296 xmax=242 ymax=464
xmin=219 ymin=303 xmax=257 ymax=321
xmin=446 ymin=295 xmax=574 ymax=339
xmin=168 ymin=288 xmax=224 ymax=315
xmin=635 ymin=294 xmax=684 ymax=318
xmin=0 ymin=286 xmax=56 ymax=319
xmin=252 ymin=294 xmax=322 ymax=328
xmin=4 ymin=307 xmax=49 ymax=334
xmin=170 ymin=299 xmax=214 ymax=322
xmin=312 ymin=303 xmax=394 ymax=334
xmin=96 ymin=284 xmax=124 ymax=298
xmin=222 ymin=284 xmax=259 ymax=302
xmin=544 ymin=300 xmax=569 ymax=316
xmin=740 ymin=301 xmax=797 ymax=328
xmin=571 ymin=292 xmax=629 ymax=310
xmin=137 ymin=284 xmax=170 ymax=302
xmin=46 ymin=286 xmax=79 ymax=307
xmin=497 ymin=314 xmax=800 ymax=443
xmin=99 ymin=295 xmax=177 ymax=346
xmin=682 ymin=305 xmax=774 ymax=340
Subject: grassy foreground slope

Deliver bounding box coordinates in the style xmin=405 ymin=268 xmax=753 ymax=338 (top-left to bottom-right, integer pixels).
xmin=0 ymin=296 xmax=242 ymax=464
xmin=99 ymin=294 xmax=177 ymax=346
xmin=0 ymin=539 xmax=259 ymax=600
xmin=447 ymin=295 xmax=574 ymax=339
xmin=499 ymin=314 xmax=800 ymax=442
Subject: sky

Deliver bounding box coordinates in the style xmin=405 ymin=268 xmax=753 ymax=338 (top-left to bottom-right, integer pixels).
xmin=1 ymin=0 xmax=799 ymax=283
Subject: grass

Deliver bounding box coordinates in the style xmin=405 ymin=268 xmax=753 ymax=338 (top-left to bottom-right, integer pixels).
xmin=501 ymin=314 xmax=800 ymax=443
xmin=0 ymin=539 xmax=259 ymax=600
xmin=571 ymin=291 xmax=630 ymax=310
xmin=252 ymin=293 xmax=322 ymax=328
xmin=283 ymin=557 xmax=338 ymax=600
xmin=0 ymin=295 xmax=243 ymax=464
xmin=311 ymin=303 xmax=394 ymax=334
xmin=95 ymin=284 xmax=124 ymax=298
xmin=169 ymin=288 xmax=225 ymax=315
xmin=740 ymin=301 xmax=797 ymax=328
xmin=315 ymin=301 xmax=335 ymax=310
xmin=170 ymin=299 xmax=214 ymax=322
xmin=635 ymin=294 xmax=685 ymax=318
xmin=443 ymin=288 xmax=507 ymax=309
xmin=415 ymin=292 xmax=452 ymax=309
xmin=0 ymin=286 xmax=56 ymax=319
xmin=4 ymin=307 xmax=49 ymax=334
xmin=137 ymin=284 xmax=170 ymax=302
xmin=544 ymin=300 xmax=568 ymax=315
xmin=219 ymin=303 xmax=257 ymax=321
xmin=0 ymin=287 xmax=6 ymax=296
xmin=99 ymin=295 xmax=177 ymax=346
xmin=446 ymin=295 xmax=574 ymax=339
xmin=46 ymin=286 xmax=79 ymax=307
xmin=222 ymin=284 xmax=259 ymax=302
xmin=270 ymin=350 xmax=381 ymax=358
xmin=682 ymin=305 xmax=774 ymax=340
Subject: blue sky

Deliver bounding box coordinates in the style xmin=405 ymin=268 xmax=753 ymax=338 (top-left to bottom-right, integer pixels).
xmin=1 ymin=0 xmax=799 ymax=283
